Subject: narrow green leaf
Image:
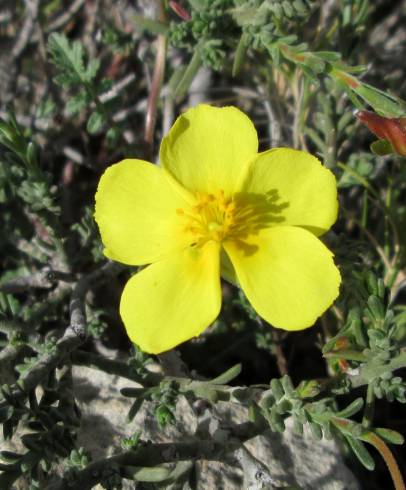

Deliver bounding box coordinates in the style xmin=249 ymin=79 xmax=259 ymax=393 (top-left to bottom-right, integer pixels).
xmin=0 ymin=385 xmax=14 ymax=405
xmin=270 ymin=378 xmax=284 ymax=401
xmin=346 ymin=436 xmax=375 ymax=470
xmin=85 ymin=58 xmax=100 ymax=82
xmin=355 ymin=84 xmax=406 ymax=118
xmin=293 ymin=0 xmax=311 ymax=15
xmin=296 ymin=379 xmax=321 ymax=399
xmin=282 ymin=0 xmax=294 ymax=17
xmin=305 ymin=54 xmax=325 ymax=74
xmin=0 ymin=406 xmax=13 ymax=423
xmin=232 ymin=33 xmax=248 ymax=77
xmin=367 ymin=295 xmax=385 ymax=320
xmin=35 ymin=97 xmax=56 ymax=118
xmin=248 ymin=402 xmax=266 ymax=425
xmin=304 ymin=127 xmax=326 ymax=151
xmin=26 ymin=142 xmax=39 ymax=168
xmin=332 ymin=79 xmax=365 ymax=110
xmin=5 ymin=110 xmax=20 ymax=132
xmin=66 ymin=92 xmax=91 ymax=115
xmin=188 ymin=0 xmax=205 ymax=11
xmin=125 ymin=465 xmax=171 ymax=482
xmin=21 ymin=434 xmax=42 ymax=452
xmin=0 ymin=451 xmax=21 ymax=464
xmin=127 ymin=398 xmax=145 ymax=422
xmin=337 ymin=111 xmax=354 ymax=133
xmin=322 ymin=421 xmax=334 ymax=440
xmin=314 ymin=51 xmax=341 ymax=62
xmin=86 ymin=111 xmax=105 ymax=134
xmin=0 ymin=121 xmax=15 ymax=142
xmin=120 ymin=387 xmax=146 ymax=398
xmin=354 ymin=0 xmax=369 ymax=25
xmin=107 ymin=127 xmax=120 ymax=148
xmin=337 ymin=161 xmax=375 ymax=194
xmin=309 ymin=422 xmax=323 ymax=440
xmin=173 ymin=46 xmax=203 ymax=100
xmin=275 ymin=399 xmax=292 ymax=414
xmin=210 ymin=363 xmax=242 ymax=385
xmin=269 ymin=408 xmax=286 ymax=433
xmin=374 ymin=428 xmax=404 ymax=445
xmin=281 ymin=375 xmax=294 ymax=395
xmin=336 ymin=398 xmax=364 ymax=418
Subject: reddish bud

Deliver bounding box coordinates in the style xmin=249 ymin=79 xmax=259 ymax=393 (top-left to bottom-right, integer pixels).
xmin=169 ymin=1 xmax=191 ymax=21
xmin=357 ymin=110 xmax=406 ymax=156
xmin=338 ymin=359 xmax=349 ymax=373
xmin=334 ymin=336 xmax=349 ymax=350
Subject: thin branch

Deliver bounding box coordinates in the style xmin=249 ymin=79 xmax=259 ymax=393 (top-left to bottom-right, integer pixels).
xmin=45 ymin=0 xmax=86 ymax=32
xmin=256 ymin=81 xmax=282 ymax=147
xmin=255 ymin=316 xmax=288 ymax=376
xmin=144 ymin=1 xmax=167 ymax=159
xmin=0 ymin=262 xmax=122 ymax=406
xmin=46 ymin=440 xmax=225 ymax=490
xmin=0 ymin=268 xmax=54 ymax=293
xmin=349 ymin=351 xmax=406 ymax=389
xmin=69 ymin=262 xmax=121 ymax=340
xmin=271 ymin=329 xmax=288 ymax=376
xmin=71 ymin=350 xmax=162 ymax=386
xmin=99 ymin=73 xmax=136 ymax=103
xmin=11 ymin=0 xmax=40 ymax=59
xmin=363 ymin=432 xmax=406 ymax=490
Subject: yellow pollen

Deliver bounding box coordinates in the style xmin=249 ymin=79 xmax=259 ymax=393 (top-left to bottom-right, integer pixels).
xmin=176 ymin=190 xmax=276 ymax=247
xmin=175 ymin=191 xmax=233 ymax=245
xmin=176 ymin=190 xmax=272 ymax=246
xmin=208 ymin=221 xmax=222 ymax=232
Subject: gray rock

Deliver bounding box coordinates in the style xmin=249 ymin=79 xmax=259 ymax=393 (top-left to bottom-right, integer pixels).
xmin=0 ymin=364 xmax=360 ymax=489
xmin=69 ymin=365 xmax=359 ymax=490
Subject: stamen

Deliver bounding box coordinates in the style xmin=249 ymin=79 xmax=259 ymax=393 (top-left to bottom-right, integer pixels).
xmin=176 ymin=188 xmax=272 ymax=246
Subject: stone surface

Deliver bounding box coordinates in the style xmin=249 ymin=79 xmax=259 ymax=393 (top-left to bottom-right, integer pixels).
xmin=70 ymin=365 xmax=359 ymax=490
xmin=1 ymin=364 xmax=360 ymax=489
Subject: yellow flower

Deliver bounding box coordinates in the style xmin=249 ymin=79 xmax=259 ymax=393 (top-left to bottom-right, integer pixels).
xmin=95 ymin=104 xmax=341 ymax=354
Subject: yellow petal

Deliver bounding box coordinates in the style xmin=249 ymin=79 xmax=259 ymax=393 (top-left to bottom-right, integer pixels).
xmin=95 ymin=159 xmax=192 ymax=265
xmin=160 ymin=104 xmax=258 ymax=196
xmin=120 ymin=241 xmax=221 ymax=354
xmin=224 ymin=226 xmax=341 ymax=330
xmin=242 ymin=148 xmax=338 ymax=236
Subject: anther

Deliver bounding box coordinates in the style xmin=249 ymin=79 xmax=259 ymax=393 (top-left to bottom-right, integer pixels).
xmin=217 ymin=190 xmax=225 ymax=202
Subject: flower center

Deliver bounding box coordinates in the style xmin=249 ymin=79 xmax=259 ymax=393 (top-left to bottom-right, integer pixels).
xmin=176 ymin=190 xmax=235 ymax=246
xmin=176 ymin=189 xmax=280 ymax=247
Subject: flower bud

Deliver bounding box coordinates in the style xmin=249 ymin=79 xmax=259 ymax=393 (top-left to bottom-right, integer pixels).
xmin=169 ymin=1 xmax=191 ymax=21
xmin=357 ymin=110 xmax=406 ymax=156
